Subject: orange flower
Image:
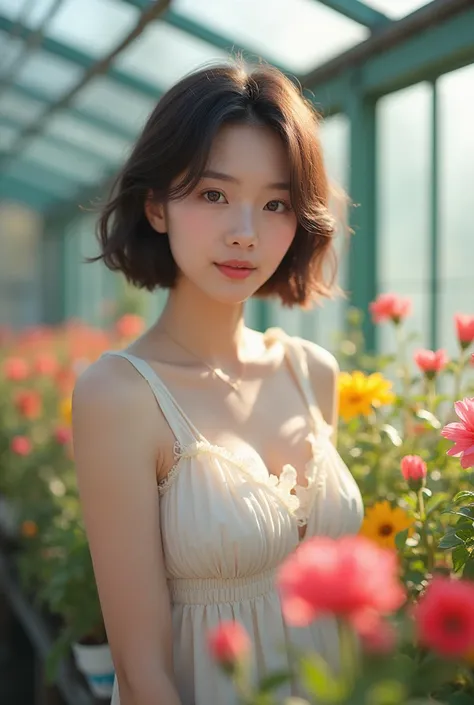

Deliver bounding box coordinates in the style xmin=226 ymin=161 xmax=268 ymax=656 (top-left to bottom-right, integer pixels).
xmin=33 ymin=353 xmax=59 ymax=376
xmin=15 ymin=390 xmax=42 ymax=419
xmin=115 ymin=314 xmax=145 ymax=339
xmin=3 ymin=357 xmax=29 ymax=381
xmin=21 ymin=520 xmax=38 ymax=538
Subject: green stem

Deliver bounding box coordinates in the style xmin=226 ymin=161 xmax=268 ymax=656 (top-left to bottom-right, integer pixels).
xmin=418 ymin=489 xmax=435 ymax=574
xmin=453 ymin=348 xmax=467 ymax=403
xmin=395 ymin=324 xmax=411 ymax=436
xmin=425 ymin=377 xmax=436 ymax=415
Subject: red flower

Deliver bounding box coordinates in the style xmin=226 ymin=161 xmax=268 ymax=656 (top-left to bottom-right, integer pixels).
xmin=414 ymin=577 xmax=474 ymax=657
xmin=54 ymin=427 xmax=72 ymax=445
xmin=115 ymin=314 xmax=145 ymax=339
xmin=15 ymin=390 xmax=42 ymax=420
xmin=360 ymin=618 xmax=397 ymax=655
xmin=401 ymin=455 xmax=427 ymax=489
xmin=11 ymin=436 xmax=32 ymax=456
xmin=369 ymin=294 xmax=411 ymax=325
xmin=33 ymin=354 xmax=59 ymax=376
xmin=441 ymin=398 xmax=474 ymax=470
xmin=208 ymin=621 xmax=251 ymax=667
xmin=454 ymin=314 xmax=474 ymax=349
xmin=277 ymin=536 xmax=405 ymax=632
xmin=3 ymin=357 xmax=29 ymax=381
xmin=414 ymin=349 xmax=449 ymax=378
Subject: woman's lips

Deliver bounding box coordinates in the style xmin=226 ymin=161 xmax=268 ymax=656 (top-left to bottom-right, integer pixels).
xmin=214 ymin=263 xmax=256 ymax=280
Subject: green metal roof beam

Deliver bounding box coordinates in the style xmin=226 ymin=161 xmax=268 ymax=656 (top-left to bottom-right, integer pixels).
xmin=0 ymin=14 xmax=166 ymax=98
xmin=0 ymin=157 xmax=83 ymax=198
xmin=0 ymin=176 xmax=60 ymax=210
xmin=118 ymin=0 xmax=293 ymax=75
xmin=0 ymin=116 xmax=117 ymax=168
xmin=315 ymin=0 xmax=391 ymax=29
xmin=361 ymin=6 xmax=474 ymax=96
xmin=10 ymin=84 xmax=137 ymax=141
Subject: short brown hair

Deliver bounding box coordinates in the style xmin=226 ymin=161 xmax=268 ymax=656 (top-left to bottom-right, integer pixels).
xmin=94 ymin=62 xmax=339 ymax=307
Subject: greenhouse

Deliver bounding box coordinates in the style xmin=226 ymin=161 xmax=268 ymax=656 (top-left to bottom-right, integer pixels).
xmin=1 ymin=1 xmax=474 ymax=704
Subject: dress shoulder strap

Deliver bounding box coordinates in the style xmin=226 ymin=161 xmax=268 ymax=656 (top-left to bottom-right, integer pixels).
xmin=268 ymin=329 xmax=326 ymax=432
xmin=104 ymin=350 xmax=202 ymax=447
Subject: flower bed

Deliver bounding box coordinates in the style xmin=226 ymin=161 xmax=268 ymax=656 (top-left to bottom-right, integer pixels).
xmin=0 ymin=301 xmax=474 ymax=704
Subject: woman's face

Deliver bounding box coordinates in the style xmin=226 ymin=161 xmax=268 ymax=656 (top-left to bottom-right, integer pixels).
xmin=153 ymin=123 xmax=298 ymax=305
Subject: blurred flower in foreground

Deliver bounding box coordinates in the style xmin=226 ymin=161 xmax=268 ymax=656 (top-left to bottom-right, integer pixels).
xmin=21 ymin=520 xmax=38 ymax=539
xmin=59 ymin=397 xmax=73 ymax=426
xmin=441 ymin=398 xmax=474 ymax=469
xmin=414 ymin=349 xmax=449 ymax=378
xmin=208 ymin=620 xmax=251 ymax=671
xmin=33 ymin=353 xmax=59 ymax=376
xmin=401 ymin=455 xmax=427 ymax=491
xmin=115 ymin=314 xmax=145 ymax=339
xmin=15 ymin=390 xmax=42 ymax=420
xmin=10 ymin=435 xmax=32 ymax=456
xmin=3 ymin=357 xmax=29 ymax=381
xmin=277 ymin=536 xmax=405 ymax=635
xmin=338 ymin=371 xmax=395 ymax=421
xmin=359 ymin=500 xmax=414 ymax=551
xmin=454 ymin=314 xmax=474 ymax=350
xmin=369 ymin=293 xmax=411 ymax=325
xmin=415 ymin=577 xmax=474 ymax=657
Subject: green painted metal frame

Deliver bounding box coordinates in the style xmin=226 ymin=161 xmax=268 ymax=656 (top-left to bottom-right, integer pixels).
xmin=315 ymin=0 xmax=391 ymax=28
xmin=10 ymin=83 xmax=137 ymax=141
xmin=429 ymin=81 xmax=439 ymax=349
xmin=0 ymin=16 xmax=165 ymax=98
xmin=0 ymin=176 xmax=58 ymax=211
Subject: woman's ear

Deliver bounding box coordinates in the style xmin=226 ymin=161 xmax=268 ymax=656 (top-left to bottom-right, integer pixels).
xmin=144 ymin=195 xmax=167 ymax=234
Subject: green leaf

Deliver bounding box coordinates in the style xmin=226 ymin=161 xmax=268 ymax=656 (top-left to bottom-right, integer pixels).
xmin=299 ymin=655 xmax=348 ymax=703
xmin=395 ymin=528 xmax=410 ymax=552
xmin=453 ymin=491 xmax=474 ymax=504
xmin=425 ymin=493 xmax=450 ymax=516
xmin=462 ymin=555 xmax=474 ymax=580
xmin=438 ymin=531 xmax=465 ymax=549
xmin=258 ymin=671 xmax=291 ymax=693
xmin=452 ymin=545 xmax=470 ymax=572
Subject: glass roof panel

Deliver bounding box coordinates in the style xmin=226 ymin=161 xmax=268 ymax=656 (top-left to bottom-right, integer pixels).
xmin=361 ymin=0 xmax=434 ymax=19
xmin=0 ymin=0 xmax=59 ymax=29
xmin=22 ymin=137 xmax=110 ymax=183
xmin=72 ymin=76 xmax=158 ymax=132
xmin=173 ymin=0 xmax=369 ymax=75
xmin=15 ymin=49 xmax=84 ymax=99
xmin=0 ymin=30 xmax=23 ymax=70
xmin=0 ymin=89 xmax=46 ymax=126
xmin=115 ymin=20 xmax=228 ymax=90
xmin=46 ymin=0 xmax=139 ymax=59
xmin=0 ymin=123 xmax=17 ymax=150
xmin=44 ymin=112 xmax=132 ymax=164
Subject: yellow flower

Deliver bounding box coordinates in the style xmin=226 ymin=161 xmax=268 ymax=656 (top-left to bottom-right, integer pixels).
xmin=359 ymin=500 xmax=414 ymax=551
xmin=59 ymin=397 xmax=72 ymax=425
xmin=338 ymin=371 xmax=395 ymax=421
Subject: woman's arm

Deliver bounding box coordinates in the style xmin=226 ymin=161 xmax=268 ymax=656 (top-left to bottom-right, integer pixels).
xmin=299 ymin=339 xmax=340 ymax=445
xmin=72 ymin=357 xmax=181 ymax=705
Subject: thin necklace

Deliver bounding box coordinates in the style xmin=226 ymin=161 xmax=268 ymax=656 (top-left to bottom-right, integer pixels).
xmin=162 ymin=329 xmax=244 ymax=393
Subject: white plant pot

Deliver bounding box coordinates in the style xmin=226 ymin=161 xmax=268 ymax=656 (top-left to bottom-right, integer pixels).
xmin=72 ymin=642 xmax=115 ymax=698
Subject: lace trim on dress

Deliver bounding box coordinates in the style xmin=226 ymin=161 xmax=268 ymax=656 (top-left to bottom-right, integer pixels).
xmin=157 ymin=429 xmax=331 ymax=528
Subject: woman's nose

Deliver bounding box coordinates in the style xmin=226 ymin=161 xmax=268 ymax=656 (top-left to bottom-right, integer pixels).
xmin=225 ymin=206 xmax=257 ymax=248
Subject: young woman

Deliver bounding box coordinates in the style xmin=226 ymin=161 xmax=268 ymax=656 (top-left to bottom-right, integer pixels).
xmin=72 ymin=62 xmax=363 ymax=705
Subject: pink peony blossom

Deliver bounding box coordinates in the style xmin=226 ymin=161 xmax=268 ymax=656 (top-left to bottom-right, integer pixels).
xmin=414 ymin=349 xmax=449 ymax=377
xmin=414 ymin=577 xmax=474 ymax=657
xmin=208 ymin=621 xmax=251 ymax=667
xmin=369 ymin=294 xmax=411 ymax=325
xmin=401 ymin=455 xmax=427 ymax=484
xmin=441 ymin=398 xmax=474 ymax=469
xmin=277 ymin=536 xmax=405 ymax=633
xmin=454 ymin=314 xmax=474 ymax=349
xmin=54 ymin=427 xmax=72 ymax=445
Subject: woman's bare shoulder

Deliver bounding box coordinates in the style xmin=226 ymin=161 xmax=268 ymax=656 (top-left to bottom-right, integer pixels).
xmin=294 ymin=337 xmax=339 ymax=426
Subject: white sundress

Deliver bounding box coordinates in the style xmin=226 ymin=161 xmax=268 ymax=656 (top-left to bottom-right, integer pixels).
xmin=107 ymin=328 xmax=364 ymax=705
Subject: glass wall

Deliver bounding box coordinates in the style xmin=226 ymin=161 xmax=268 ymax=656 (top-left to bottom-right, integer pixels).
xmin=376 ymin=83 xmax=432 ymax=354
xmin=437 ymin=64 xmax=474 ymax=358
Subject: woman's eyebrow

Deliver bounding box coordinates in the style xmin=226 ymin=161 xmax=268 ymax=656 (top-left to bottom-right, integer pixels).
xmin=202 ymin=169 xmax=290 ymax=190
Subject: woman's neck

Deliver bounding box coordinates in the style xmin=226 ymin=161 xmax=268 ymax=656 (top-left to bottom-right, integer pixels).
xmin=152 ymin=278 xmax=249 ymax=364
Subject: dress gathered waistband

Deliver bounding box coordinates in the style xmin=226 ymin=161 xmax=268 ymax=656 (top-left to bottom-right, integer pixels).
xmin=167 ymin=568 xmax=277 ymax=605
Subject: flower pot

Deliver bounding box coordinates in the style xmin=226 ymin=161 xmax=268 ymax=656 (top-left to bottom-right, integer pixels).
xmin=72 ymin=642 xmax=115 ymax=698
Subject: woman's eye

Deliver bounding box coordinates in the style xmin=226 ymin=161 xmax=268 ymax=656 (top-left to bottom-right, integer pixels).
xmin=265 ymin=200 xmax=288 ymax=213
xmin=203 ymin=190 xmax=225 ymax=203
